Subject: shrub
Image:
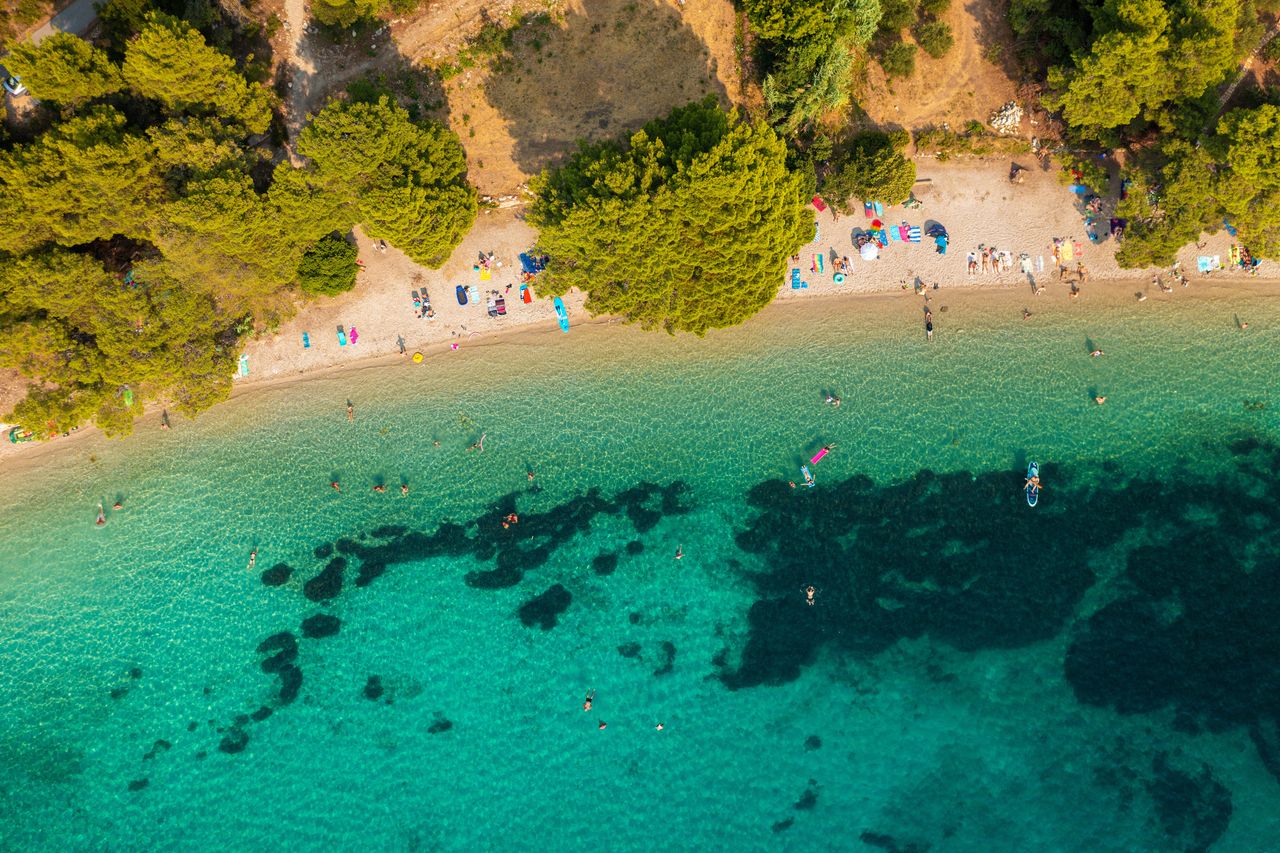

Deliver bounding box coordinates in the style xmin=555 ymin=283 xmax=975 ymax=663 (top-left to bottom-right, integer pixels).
xmin=880 ymin=41 xmax=917 ymax=78
xmin=914 ymin=20 xmax=953 ymax=58
xmin=919 ymin=0 xmax=951 ymax=15
xmin=297 ymin=235 xmax=358 ymax=296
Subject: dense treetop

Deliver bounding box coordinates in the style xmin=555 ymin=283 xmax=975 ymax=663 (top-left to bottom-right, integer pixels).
xmin=0 ymin=24 xmax=475 ymax=437
xmin=530 ymin=98 xmax=810 ymax=335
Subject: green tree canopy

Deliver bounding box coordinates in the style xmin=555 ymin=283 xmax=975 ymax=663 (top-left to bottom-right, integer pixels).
xmin=297 ymin=96 xmax=476 ymax=267
xmin=312 ymin=0 xmax=385 ymax=28
xmin=0 ymin=249 xmax=235 ymax=436
xmin=0 ymin=107 xmax=162 ymax=253
xmin=5 ymin=32 xmax=124 ymax=105
xmin=122 ymin=13 xmax=273 ymax=133
xmin=297 ymin=234 xmax=358 ymax=296
xmin=819 ymin=130 xmax=916 ymax=211
xmin=528 ymin=98 xmax=811 ymax=335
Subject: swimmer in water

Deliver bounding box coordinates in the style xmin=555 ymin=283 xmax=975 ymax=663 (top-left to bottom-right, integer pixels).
xmin=527 ymin=470 xmax=535 ymax=482
xmin=373 ymin=484 xmax=387 ymax=493
xmin=112 ymin=501 xmax=123 ymax=510
xmin=1090 ymin=349 xmax=1104 ymax=358
xmin=330 ymin=481 xmax=341 ymax=492
xmin=583 ymin=690 xmax=595 ymax=712
xmin=468 ymin=433 xmax=486 ymax=453
xmin=1095 ymin=396 xmax=1107 ymax=405
xmin=401 ymin=484 xmax=409 ymax=496
xmin=655 ymin=723 xmax=665 ymax=731
xmin=248 ymin=549 xmax=257 ymax=570
xmin=346 ymin=401 xmax=354 ymax=422
xmin=675 ymin=545 xmax=683 ymax=560
xmin=96 ymin=503 xmax=106 ymax=526
xmin=598 ymin=721 xmax=607 ymax=730
xmin=805 ymin=585 xmax=816 ymax=606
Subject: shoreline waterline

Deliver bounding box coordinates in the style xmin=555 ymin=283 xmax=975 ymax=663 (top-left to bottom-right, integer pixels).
xmin=1 ymin=274 xmax=1275 ymax=473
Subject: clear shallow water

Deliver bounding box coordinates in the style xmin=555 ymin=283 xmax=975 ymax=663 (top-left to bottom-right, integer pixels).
xmin=2 ymin=289 xmax=1280 ymax=851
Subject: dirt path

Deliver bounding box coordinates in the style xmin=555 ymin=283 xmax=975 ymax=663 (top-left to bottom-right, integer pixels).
xmin=279 ymin=0 xmax=315 ymax=160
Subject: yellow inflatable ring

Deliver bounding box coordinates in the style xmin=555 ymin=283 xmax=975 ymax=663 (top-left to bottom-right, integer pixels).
xmin=412 ymin=352 xmax=424 ymax=363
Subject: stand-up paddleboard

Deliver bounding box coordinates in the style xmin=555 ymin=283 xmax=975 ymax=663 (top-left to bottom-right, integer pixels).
xmin=554 ymin=297 xmax=569 ymax=333
xmin=1025 ymin=461 xmax=1040 ymax=507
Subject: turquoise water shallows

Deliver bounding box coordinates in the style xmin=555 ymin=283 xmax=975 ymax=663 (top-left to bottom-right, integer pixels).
xmin=2 ymin=289 xmax=1280 ymax=851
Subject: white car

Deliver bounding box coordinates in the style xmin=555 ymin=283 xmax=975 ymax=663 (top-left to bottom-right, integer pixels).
xmin=3 ymin=74 xmax=27 ymax=96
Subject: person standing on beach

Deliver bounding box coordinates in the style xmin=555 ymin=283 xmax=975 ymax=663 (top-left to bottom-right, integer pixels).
xmin=346 ymin=401 xmax=354 ymax=422
xmin=925 ymin=311 xmax=934 ymax=342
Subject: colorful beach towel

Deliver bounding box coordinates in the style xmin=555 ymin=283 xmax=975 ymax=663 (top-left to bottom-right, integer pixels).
xmin=864 ymin=202 xmax=874 ymax=218
xmin=1060 ymin=241 xmax=1074 ymax=263
xmin=907 ymin=226 xmax=922 ymax=243
xmin=302 ymin=332 xmax=310 ymax=349
xmin=873 ymin=201 xmax=884 ymax=216
xmin=791 ymin=268 xmax=802 ymax=289
xmin=1197 ymin=255 xmax=1222 ymax=273
xmin=238 ymin=353 xmax=249 ymax=376
xmin=349 ymin=327 xmax=359 ymax=345
xmin=887 ymin=226 xmax=900 ymax=242
xmin=812 ymin=196 xmax=827 ymax=212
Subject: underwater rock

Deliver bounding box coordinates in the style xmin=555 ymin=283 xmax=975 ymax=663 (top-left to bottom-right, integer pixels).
xmin=518 ymin=584 xmax=572 ymax=630
xmin=771 ymin=818 xmax=794 ymax=833
xmin=187 ymin=721 xmax=198 ymax=733
xmin=859 ymin=831 xmax=930 ymax=853
xmin=218 ymin=727 xmax=249 ymax=754
xmin=363 ymin=676 xmax=384 ymax=701
xmin=303 ymin=557 xmax=346 ymax=602
xmin=629 ymin=612 xmax=643 ymax=625
xmin=592 ymin=553 xmax=619 ymax=576
xmin=128 ymin=778 xmax=149 ymax=792
xmin=314 ymin=543 xmax=333 ymax=559
xmin=464 ymin=565 xmax=523 ymax=589
xmin=625 ymin=540 xmax=645 ymax=555
xmin=142 ymin=739 xmax=171 ymax=760
xmin=371 ymin=525 xmax=407 ymax=538
xmin=804 ymin=735 xmax=822 ymax=751
xmin=250 ymin=706 xmax=273 ymax=723
xmin=653 ymin=641 xmax=676 ymax=676
xmin=617 ymin=642 xmax=642 ymax=659
xmin=277 ymin=665 xmax=303 ymax=704
xmin=129 ymin=667 xmax=142 ymax=679
xmin=260 ymin=563 xmax=293 ymax=586
xmin=355 ymin=560 xmax=387 ymax=587
xmin=427 ymin=714 xmax=453 ymax=734
xmin=109 ymin=686 xmax=129 ymax=700
xmin=795 ymin=780 xmax=818 ymax=811
xmin=301 ymin=614 xmax=341 ymax=639
xmin=1148 ymin=753 xmax=1232 ymax=853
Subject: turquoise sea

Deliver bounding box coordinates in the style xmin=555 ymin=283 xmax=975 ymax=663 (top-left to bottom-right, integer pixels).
xmin=2 ymin=287 xmax=1279 ymax=851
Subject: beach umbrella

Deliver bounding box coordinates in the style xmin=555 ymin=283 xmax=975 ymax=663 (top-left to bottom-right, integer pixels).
xmin=860 ymin=242 xmax=879 ymax=261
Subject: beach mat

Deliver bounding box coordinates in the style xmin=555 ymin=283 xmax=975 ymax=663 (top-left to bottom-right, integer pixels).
xmin=863 ymin=202 xmax=874 ymax=218
xmin=907 ymin=226 xmax=922 ymax=243
xmin=238 ymin=353 xmax=249 ymax=376
xmin=302 ymin=332 xmax=310 ymax=349
xmin=791 ymin=268 xmax=801 ymax=289
xmin=812 ymin=196 xmax=827 ymax=212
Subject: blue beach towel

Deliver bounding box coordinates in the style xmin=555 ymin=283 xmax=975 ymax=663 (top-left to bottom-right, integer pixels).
xmin=791 ymin=268 xmax=801 ymax=289
xmin=873 ymin=201 xmax=884 ymax=216
xmin=1068 ymin=184 xmax=1089 ymax=195
xmin=518 ymin=252 xmax=547 ymax=274
xmin=887 ymin=226 xmax=901 ymax=242
xmin=238 ymin=353 xmax=249 ymax=377
xmin=302 ymin=332 xmax=310 ymax=349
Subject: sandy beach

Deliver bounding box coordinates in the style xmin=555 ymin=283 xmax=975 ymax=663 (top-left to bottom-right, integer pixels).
xmin=1 ymin=158 xmax=1275 ymax=464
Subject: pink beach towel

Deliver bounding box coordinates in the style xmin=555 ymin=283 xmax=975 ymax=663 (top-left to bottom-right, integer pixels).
xmin=349 ymin=326 xmax=359 ymax=344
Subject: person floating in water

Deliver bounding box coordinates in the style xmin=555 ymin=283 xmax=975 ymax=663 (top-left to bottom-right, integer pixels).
xmin=1095 ymin=396 xmax=1107 ymax=405
xmin=502 ymin=512 xmax=519 ymax=529
xmin=95 ymin=503 xmax=106 ymax=526
xmin=247 ymin=549 xmax=257 ymax=570
xmin=675 ymin=545 xmax=684 ymax=560
xmin=330 ymin=481 xmax=341 ymax=492
xmin=373 ymin=484 xmax=387 ymax=493
xmin=1090 ymin=349 xmax=1104 ymax=358
xmin=583 ymin=690 xmax=595 ymax=712
xmin=655 ymin=723 xmax=665 ymax=731
xmin=112 ymin=501 xmax=123 ymax=510
xmin=400 ymin=484 xmax=409 ymax=496
xmin=805 ymin=585 xmax=816 ymax=606
xmin=527 ymin=470 xmax=535 ymax=482
xmin=824 ymin=394 xmax=841 ymax=408
xmin=468 ymin=433 xmax=486 ymax=453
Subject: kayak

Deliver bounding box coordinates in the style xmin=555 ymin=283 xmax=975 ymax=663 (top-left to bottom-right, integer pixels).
xmin=1026 ymin=461 xmax=1040 ymax=507
xmin=456 ymin=285 xmax=467 ymax=305
xmin=554 ymin=297 xmax=569 ymax=333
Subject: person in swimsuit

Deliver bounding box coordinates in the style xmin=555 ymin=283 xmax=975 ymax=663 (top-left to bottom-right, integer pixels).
xmin=1024 ymin=475 xmax=1042 ymax=491
xmin=468 ymin=433 xmax=486 ymax=453
xmin=1090 ymin=350 xmax=1103 ymax=358
xmin=583 ymin=690 xmax=595 ymax=712
xmin=805 ymin=586 xmax=816 ymax=606
xmin=330 ymin=481 xmax=341 ymax=492
xmin=346 ymin=402 xmax=354 ymax=422
xmin=675 ymin=545 xmax=683 ymax=560
xmin=96 ymin=503 xmax=106 ymax=526
xmin=401 ymin=484 xmax=410 ymax=496
xmin=112 ymin=501 xmax=123 ymax=510
xmin=1095 ymin=396 xmax=1107 ymax=405
xmin=373 ymin=484 xmax=387 ymax=493
xmin=248 ymin=549 xmax=257 ymax=570
xmin=925 ymin=310 xmax=934 ymax=341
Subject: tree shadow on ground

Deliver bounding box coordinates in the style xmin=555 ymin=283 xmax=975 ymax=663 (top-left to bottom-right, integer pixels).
xmin=480 ymin=0 xmax=728 ymax=176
